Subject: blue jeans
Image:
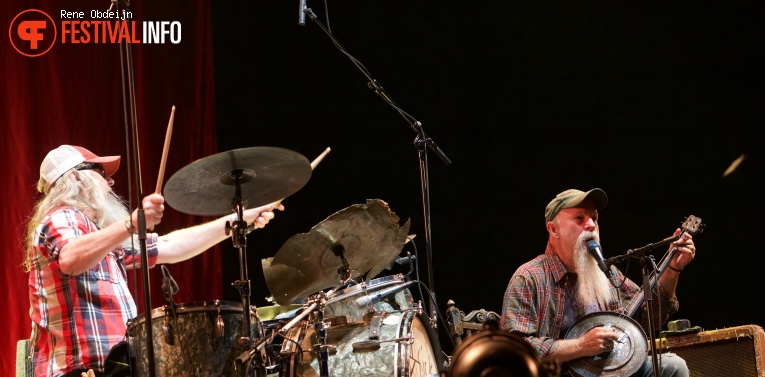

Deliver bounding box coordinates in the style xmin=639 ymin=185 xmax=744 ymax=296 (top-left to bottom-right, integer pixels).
xmin=633 ymin=353 xmax=689 ymax=377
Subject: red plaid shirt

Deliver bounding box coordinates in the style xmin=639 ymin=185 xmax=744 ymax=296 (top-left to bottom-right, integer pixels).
xmin=501 ymin=245 xmax=679 ymax=357
xmin=28 ymin=206 xmax=158 ymax=377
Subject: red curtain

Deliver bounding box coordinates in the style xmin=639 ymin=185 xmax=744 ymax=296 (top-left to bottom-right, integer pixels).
xmin=1 ymin=1 xmax=219 ymax=374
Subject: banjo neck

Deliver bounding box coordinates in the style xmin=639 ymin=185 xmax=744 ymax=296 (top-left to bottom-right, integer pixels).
xmin=624 ymin=215 xmax=703 ymax=318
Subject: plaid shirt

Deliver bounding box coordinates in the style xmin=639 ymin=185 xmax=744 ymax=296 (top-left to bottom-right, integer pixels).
xmin=501 ymin=245 xmax=679 ymax=357
xmin=28 ymin=206 xmax=159 ymax=377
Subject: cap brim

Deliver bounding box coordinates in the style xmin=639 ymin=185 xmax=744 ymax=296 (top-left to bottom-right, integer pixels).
xmin=564 ymin=188 xmax=608 ymax=210
xmin=85 ymin=155 xmax=121 ymax=177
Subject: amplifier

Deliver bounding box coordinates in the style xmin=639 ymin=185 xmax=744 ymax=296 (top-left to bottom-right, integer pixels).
xmin=653 ymin=324 xmax=765 ymax=377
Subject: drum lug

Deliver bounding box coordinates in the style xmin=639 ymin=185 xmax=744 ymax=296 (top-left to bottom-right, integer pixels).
xmin=216 ymin=306 xmax=225 ymax=338
xmin=313 ymin=343 xmax=337 ymax=356
xmin=162 ymin=316 xmax=174 ymax=346
xmin=413 ymin=300 xmax=438 ymax=329
xmin=368 ymin=311 xmax=384 ymax=340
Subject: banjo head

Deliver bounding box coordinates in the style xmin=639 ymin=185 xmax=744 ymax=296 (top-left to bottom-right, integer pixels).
xmin=564 ymin=312 xmax=647 ymax=377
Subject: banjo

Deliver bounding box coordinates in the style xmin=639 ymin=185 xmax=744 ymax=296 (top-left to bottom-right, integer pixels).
xmin=564 ymin=215 xmax=704 ymax=377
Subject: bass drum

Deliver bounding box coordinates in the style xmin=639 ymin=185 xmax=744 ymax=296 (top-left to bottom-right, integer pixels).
xmin=127 ymin=300 xmax=258 ymax=377
xmin=282 ymin=309 xmax=442 ymax=377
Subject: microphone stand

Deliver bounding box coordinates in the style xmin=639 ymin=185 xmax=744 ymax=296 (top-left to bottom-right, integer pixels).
xmin=606 ymin=236 xmax=679 ymax=375
xmin=113 ymin=1 xmax=156 ymax=375
xmin=301 ymin=6 xmax=452 ymax=324
xmin=636 ymin=249 xmax=661 ymax=375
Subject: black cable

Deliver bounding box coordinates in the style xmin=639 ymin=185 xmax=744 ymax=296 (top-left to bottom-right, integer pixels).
xmin=303 ymin=6 xmax=419 ymax=130
xmin=412 ymin=280 xmax=456 ymax=351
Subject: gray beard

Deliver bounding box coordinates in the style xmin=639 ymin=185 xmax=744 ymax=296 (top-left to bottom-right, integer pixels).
xmin=99 ymin=190 xmax=131 ymax=227
xmin=572 ymin=231 xmax=616 ymax=310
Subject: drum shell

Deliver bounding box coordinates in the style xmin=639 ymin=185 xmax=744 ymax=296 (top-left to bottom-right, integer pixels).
xmin=287 ymin=309 xmax=440 ymax=377
xmin=127 ymin=300 xmax=257 ymax=377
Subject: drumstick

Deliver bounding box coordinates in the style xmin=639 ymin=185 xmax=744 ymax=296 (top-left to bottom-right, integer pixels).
xmin=155 ymin=105 xmax=175 ymax=194
xmin=146 ymin=106 xmax=174 ymax=232
xmin=310 ymin=146 xmax=332 ymax=170
xmin=268 ymin=147 xmax=331 ymax=210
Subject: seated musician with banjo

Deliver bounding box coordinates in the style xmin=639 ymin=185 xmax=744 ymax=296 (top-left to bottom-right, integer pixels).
xmin=501 ymin=188 xmax=695 ymax=377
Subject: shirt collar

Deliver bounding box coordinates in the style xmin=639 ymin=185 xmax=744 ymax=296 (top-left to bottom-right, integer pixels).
xmin=545 ymin=243 xmax=569 ymax=285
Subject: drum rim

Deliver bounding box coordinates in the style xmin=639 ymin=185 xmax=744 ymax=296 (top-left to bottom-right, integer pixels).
xmin=130 ymin=300 xmax=246 ymax=323
xmin=326 ymin=275 xmax=405 ymax=303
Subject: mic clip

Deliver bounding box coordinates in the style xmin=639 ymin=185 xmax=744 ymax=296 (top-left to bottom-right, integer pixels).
xmin=608 ymin=235 xmax=681 ymax=265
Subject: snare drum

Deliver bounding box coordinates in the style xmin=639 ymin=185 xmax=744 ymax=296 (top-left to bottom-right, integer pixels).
xmin=127 ymin=300 xmax=258 ymax=377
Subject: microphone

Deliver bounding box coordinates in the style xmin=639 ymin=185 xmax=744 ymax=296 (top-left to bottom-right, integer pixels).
xmin=161 ymin=265 xmax=179 ymax=296
xmin=586 ymin=240 xmax=613 ymax=278
xmin=298 ymin=0 xmax=306 ymax=25
xmin=385 ymin=254 xmax=416 ymax=270
xmin=354 ymin=281 xmax=416 ymax=309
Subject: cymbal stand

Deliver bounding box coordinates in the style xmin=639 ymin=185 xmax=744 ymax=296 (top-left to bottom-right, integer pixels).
xmin=301 ymin=5 xmax=452 ymax=324
xmin=278 ymin=262 xmax=354 ymax=377
xmin=223 ymin=170 xmax=263 ymax=348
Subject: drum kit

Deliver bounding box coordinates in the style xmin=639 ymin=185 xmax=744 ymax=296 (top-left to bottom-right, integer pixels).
xmin=124 ymin=146 xmax=445 ymax=377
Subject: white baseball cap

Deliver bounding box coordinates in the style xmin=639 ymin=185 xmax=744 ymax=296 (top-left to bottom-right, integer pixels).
xmin=39 ymin=145 xmax=121 ymax=194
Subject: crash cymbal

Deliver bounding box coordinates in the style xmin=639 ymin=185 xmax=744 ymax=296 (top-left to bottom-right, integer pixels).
xmin=164 ymin=147 xmax=312 ymax=216
xmin=262 ymin=199 xmax=411 ymax=305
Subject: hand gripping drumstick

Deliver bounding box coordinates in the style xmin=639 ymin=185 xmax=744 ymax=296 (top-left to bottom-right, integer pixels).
xmin=268 ymin=147 xmax=331 ymax=210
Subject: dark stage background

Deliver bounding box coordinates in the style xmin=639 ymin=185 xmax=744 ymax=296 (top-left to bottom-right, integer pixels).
xmin=3 ymin=0 xmax=763 ymax=374
xmin=210 ymin=0 xmax=763 ymax=348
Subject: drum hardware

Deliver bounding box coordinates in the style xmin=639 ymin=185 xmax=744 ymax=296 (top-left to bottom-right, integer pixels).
xmin=354 ymin=279 xmax=418 ymax=310
xmin=278 ymin=265 xmax=358 ymax=377
xmin=351 ymin=332 xmax=415 ymax=353
xmin=216 ymin=306 xmax=226 ymax=338
xmin=160 ymin=265 xmax=180 ymax=347
xmin=368 ymin=311 xmax=385 ymax=339
xmin=351 ymin=309 xmax=419 ymax=353
xmin=314 ymin=310 xmax=332 ymax=377
xmin=161 ymin=315 xmax=174 ymax=346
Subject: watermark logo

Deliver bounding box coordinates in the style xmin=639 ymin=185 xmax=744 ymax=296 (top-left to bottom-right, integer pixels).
xmin=9 ymin=9 xmax=57 ymax=57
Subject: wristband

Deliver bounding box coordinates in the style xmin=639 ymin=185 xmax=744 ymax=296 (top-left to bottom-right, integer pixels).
xmin=668 ymin=264 xmax=683 ymax=273
xmin=124 ymin=216 xmax=136 ymax=235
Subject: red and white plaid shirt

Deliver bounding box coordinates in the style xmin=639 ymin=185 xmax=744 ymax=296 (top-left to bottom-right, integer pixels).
xmin=28 ymin=206 xmax=158 ymax=377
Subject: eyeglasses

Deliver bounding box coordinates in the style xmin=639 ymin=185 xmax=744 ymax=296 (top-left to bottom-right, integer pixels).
xmin=74 ymin=162 xmax=107 ymax=178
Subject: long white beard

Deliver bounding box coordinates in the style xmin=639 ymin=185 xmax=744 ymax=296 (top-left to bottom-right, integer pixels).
xmin=572 ymin=231 xmax=615 ymax=310
xmin=100 ymin=190 xmax=131 ymax=227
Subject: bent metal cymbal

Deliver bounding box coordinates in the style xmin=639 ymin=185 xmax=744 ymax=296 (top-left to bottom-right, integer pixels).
xmin=262 ymin=199 xmax=411 ymax=305
xmin=164 ymin=147 xmax=312 ymax=216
